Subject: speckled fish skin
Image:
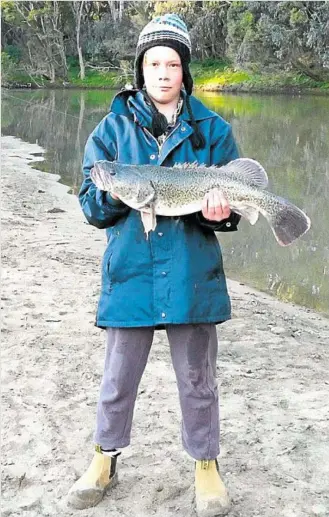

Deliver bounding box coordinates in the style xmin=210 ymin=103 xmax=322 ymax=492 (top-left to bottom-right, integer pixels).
xmin=91 ymin=159 xmax=311 ymax=246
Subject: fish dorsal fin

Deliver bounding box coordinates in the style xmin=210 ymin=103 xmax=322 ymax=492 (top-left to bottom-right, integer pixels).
xmin=173 ymin=161 xmax=207 ymax=169
xmin=173 ymin=158 xmax=267 ymax=188
xmin=173 ymin=158 xmax=268 ymax=189
xmin=220 ymin=158 xmax=268 ymax=189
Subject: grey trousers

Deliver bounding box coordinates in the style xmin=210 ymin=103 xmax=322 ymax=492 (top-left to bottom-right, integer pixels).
xmin=94 ymin=324 xmax=220 ymax=460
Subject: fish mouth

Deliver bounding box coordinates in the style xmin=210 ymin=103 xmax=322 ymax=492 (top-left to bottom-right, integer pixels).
xmin=93 ymin=161 xmax=115 ymax=191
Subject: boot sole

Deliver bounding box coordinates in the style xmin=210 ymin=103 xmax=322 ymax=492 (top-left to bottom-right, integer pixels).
xmin=67 ymin=472 xmax=118 ymax=510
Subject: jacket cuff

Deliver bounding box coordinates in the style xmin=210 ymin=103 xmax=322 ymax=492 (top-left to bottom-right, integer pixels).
xmin=195 ymin=211 xmax=241 ymax=232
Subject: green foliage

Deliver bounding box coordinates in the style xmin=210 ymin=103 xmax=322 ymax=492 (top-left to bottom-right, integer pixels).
xmin=290 ymin=7 xmax=308 ymax=26
xmin=241 ymin=11 xmax=254 ymax=30
xmin=66 ymin=56 xmax=80 ymax=68
xmin=3 ymin=45 xmax=21 ymax=63
xmin=2 ymin=1 xmax=329 ymax=90
xmin=1 ymin=0 xmax=19 ymax=23
xmin=27 ymin=6 xmax=50 ymax=22
xmin=1 ymin=52 xmax=17 ymax=82
xmin=153 ymin=1 xmax=195 ymax=19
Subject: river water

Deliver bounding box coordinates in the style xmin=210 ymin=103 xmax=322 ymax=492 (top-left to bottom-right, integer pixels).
xmin=2 ymin=89 xmax=329 ymax=316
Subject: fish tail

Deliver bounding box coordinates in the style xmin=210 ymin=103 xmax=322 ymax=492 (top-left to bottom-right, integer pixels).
xmin=261 ymin=196 xmax=311 ymax=246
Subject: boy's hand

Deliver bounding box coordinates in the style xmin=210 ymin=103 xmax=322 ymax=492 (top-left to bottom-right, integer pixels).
xmin=202 ymin=188 xmax=231 ymax=222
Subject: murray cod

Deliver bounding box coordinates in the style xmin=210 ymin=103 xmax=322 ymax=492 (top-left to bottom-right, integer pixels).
xmin=90 ymin=158 xmax=311 ymax=246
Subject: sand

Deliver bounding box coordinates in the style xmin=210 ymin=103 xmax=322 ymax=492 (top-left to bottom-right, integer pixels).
xmin=2 ymin=136 xmax=329 ymax=517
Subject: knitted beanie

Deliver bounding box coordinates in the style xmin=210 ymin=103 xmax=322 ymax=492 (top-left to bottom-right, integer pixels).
xmin=135 ymin=14 xmax=193 ymax=95
xmin=134 ymin=14 xmax=205 ymax=149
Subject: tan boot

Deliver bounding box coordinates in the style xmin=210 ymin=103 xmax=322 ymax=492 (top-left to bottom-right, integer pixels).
xmin=195 ymin=460 xmax=231 ymax=517
xmin=67 ymin=447 xmax=119 ymax=509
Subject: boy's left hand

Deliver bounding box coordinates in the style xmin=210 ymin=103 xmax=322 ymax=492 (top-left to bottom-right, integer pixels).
xmin=202 ymin=188 xmax=231 ymax=222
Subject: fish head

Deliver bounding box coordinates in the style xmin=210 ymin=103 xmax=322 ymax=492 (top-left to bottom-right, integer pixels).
xmin=93 ymin=161 xmax=155 ymax=209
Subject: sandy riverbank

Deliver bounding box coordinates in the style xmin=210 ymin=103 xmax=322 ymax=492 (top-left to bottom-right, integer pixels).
xmin=2 ymin=136 xmax=329 ymax=517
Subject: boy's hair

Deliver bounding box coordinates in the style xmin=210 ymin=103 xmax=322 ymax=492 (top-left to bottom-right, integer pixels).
xmin=134 ymin=14 xmax=205 ymax=149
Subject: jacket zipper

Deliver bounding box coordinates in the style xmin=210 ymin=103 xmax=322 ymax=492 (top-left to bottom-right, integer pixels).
xmin=143 ymin=123 xmax=181 ymax=153
xmin=163 ymin=123 xmax=181 ymax=148
xmin=143 ymin=127 xmax=161 ymax=152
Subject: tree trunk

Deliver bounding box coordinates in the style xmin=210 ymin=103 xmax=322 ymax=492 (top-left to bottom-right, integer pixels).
xmin=53 ymin=1 xmax=68 ymax=79
xmin=119 ymin=0 xmax=124 ymax=21
xmin=108 ymin=0 xmax=117 ymax=21
xmin=78 ymin=46 xmax=85 ymax=80
xmin=49 ymin=63 xmax=56 ymax=83
xmin=58 ymin=37 xmax=68 ymax=80
xmin=74 ymin=1 xmax=85 ymax=80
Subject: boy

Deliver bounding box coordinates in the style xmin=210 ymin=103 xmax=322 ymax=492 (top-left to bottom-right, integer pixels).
xmin=68 ymin=14 xmax=241 ymax=517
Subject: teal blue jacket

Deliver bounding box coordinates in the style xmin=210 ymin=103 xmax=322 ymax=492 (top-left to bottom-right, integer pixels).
xmin=79 ymin=89 xmax=240 ymax=328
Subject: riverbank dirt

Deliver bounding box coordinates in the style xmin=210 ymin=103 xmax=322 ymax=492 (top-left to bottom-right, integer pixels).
xmin=2 ymin=136 xmax=329 ymax=517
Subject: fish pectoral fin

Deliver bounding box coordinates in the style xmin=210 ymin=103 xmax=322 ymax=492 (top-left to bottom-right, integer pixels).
xmin=141 ymin=205 xmax=157 ymax=239
xmin=135 ymin=180 xmax=156 ymax=209
xmin=221 ymin=158 xmax=268 ymax=189
xmin=231 ymin=203 xmax=260 ymax=225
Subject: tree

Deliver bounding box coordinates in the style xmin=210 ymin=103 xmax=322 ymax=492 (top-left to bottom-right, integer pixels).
xmin=70 ymin=1 xmax=86 ymax=79
xmin=190 ymin=2 xmax=229 ymax=60
xmin=226 ymin=1 xmax=329 ymax=79
xmin=2 ymin=1 xmax=68 ymax=82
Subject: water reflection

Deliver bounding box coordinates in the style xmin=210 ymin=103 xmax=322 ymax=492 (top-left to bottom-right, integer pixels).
xmin=2 ymin=89 xmax=114 ymax=193
xmin=2 ymin=89 xmax=329 ymax=316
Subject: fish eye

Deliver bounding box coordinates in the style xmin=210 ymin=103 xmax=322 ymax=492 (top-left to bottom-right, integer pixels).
xmin=110 ymin=171 xmax=116 ymax=176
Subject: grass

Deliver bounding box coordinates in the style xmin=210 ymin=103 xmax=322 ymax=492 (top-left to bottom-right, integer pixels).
xmin=67 ymin=66 xmax=121 ymax=88
xmin=191 ymin=59 xmax=329 ymax=91
xmin=4 ymin=65 xmax=124 ymax=89
xmin=191 ymin=59 xmax=250 ymax=88
xmin=192 ymin=60 xmax=329 ymax=92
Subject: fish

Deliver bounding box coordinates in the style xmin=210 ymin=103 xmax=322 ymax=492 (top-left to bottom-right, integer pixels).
xmin=90 ymin=158 xmax=311 ymax=246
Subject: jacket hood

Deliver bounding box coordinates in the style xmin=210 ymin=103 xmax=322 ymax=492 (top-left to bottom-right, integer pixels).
xmin=109 ymin=88 xmax=217 ymax=128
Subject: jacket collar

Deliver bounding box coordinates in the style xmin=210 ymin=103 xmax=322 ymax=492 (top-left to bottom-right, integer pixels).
xmin=109 ymin=88 xmax=216 ymax=128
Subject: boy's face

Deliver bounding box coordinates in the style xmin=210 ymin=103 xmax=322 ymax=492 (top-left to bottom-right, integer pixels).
xmin=142 ymin=46 xmax=183 ymax=105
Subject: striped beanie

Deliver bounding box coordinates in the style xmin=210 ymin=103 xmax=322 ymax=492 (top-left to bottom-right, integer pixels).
xmin=134 ymin=14 xmax=205 ymax=149
xmin=135 ymin=14 xmax=192 ymax=90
